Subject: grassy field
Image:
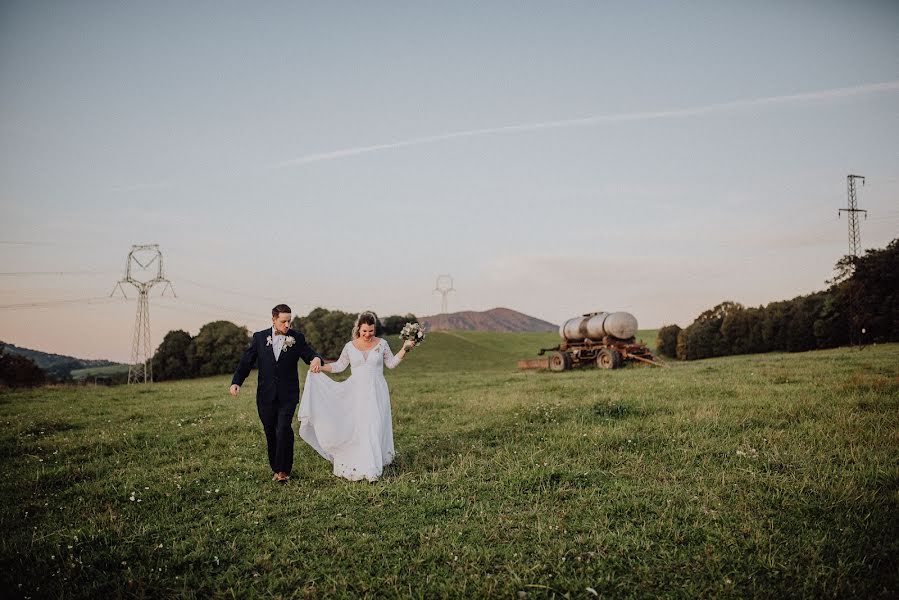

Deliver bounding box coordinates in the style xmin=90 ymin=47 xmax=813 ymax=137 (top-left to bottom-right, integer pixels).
xmin=1 ymin=331 xmax=896 ymax=598
xmin=69 ymin=364 xmax=130 ymax=382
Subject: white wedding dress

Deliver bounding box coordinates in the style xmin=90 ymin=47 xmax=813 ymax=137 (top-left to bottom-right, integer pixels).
xmin=298 ymin=339 xmax=401 ymax=481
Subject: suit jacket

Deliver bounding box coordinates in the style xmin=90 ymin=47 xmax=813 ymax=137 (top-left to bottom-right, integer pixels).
xmin=231 ymin=328 xmax=323 ymax=404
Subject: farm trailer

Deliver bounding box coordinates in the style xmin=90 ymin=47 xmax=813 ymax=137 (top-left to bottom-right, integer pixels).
xmin=517 ymin=311 xmax=664 ymax=371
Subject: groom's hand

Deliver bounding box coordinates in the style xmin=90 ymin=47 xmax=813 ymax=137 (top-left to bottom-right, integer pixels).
xmin=229 ymin=384 xmax=240 ymax=397
xmin=310 ymin=357 xmax=322 ymax=373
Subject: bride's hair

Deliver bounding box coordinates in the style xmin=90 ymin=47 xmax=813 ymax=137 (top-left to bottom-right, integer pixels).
xmin=352 ymin=311 xmax=379 ymax=339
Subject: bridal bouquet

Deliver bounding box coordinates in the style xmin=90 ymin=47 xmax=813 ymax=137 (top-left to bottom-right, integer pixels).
xmin=400 ymin=322 xmax=425 ymax=347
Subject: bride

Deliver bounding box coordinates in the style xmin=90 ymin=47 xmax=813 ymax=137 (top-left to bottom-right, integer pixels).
xmin=298 ymin=311 xmax=415 ymax=482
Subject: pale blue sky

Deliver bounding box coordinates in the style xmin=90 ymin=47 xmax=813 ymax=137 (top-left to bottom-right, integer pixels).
xmin=2 ymin=1 xmax=898 ymax=361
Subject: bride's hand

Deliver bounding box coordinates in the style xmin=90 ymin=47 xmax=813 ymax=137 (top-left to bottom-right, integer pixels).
xmin=403 ymin=340 xmax=415 ymax=351
xmin=310 ymin=357 xmax=322 ymax=373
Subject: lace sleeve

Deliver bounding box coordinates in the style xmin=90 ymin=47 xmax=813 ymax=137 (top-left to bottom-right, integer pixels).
xmin=329 ymin=345 xmax=350 ymax=374
xmin=383 ymin=340 xmax=402 ymax=369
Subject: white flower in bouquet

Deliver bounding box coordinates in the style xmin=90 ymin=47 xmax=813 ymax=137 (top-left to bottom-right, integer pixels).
xmin=400 ymin=322 xmax=425 ymax=347
xmin=267 ymin=335 xmax=295 ymax=348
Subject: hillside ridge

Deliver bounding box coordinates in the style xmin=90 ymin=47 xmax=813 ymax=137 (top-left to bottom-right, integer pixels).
xmin=0 ymin=341 xmax=119 ymax=379
xmin=418 ymin=307 xmax=557 ymax=333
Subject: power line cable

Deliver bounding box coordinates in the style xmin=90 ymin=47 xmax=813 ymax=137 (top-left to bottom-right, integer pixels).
xmin=155 ymin=297 xmax=262 ymax=321
xmin=0 ymin=270 xmax=117 ymax=276
xmin=0 ymin=297 xmax=125 ymax=310
xmin=0 ymin=241 xmax=61 ymax=247
xmin=177 ymin=277 xmax=284 ymax=303
xmin=153 ymin=301 xmax=258 ymax=323
xmin=177 ymin=277 xmax=329 ymax=308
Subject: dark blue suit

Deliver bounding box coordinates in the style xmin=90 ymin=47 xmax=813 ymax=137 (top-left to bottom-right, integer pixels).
xmin=232 ymin=328 xmax=323 ymax=475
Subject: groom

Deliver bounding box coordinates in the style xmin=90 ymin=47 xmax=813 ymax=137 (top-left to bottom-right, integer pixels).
xmin=230 ymin=304 xmax=323 ymax=483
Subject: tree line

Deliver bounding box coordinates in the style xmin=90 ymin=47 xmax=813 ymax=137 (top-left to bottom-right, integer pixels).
xmin=150 ymin=309 xmax=417 ymax=381
xmin=0 ymin=348 xmax=46 ymax=388
xmin=656 ymin=238 xmax=898 ymax=360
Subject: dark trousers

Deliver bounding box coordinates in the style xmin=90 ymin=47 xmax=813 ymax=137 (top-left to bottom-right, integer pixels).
xmin=256 ymin=395 xmax=298 ymax=475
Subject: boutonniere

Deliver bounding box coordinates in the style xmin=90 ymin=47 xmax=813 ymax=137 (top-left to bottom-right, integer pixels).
xmin=266 ymin=335 xmax=296 ymax=348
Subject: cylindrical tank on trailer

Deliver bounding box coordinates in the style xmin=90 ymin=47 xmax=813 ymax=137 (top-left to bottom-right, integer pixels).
xmin=559 ymin=311 xmax=638 ymax=341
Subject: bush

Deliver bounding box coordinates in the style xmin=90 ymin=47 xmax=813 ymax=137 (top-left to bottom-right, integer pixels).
xmin=812 ymin=291 xmax=848 ymax=349
xmin=382 ymin=314 xmax=418 ymax=336
xmin=291 ymin=309 xmax=419 ymax=358
xmin=673 ymin=238 xmax=897 ymax=360
xmin=187 ymin=321 xmax=250 ymax=377
xmin=293 ymin=308 xmax=361 ymax=359
xmin=0 ymin=349 xmax=46 ymax=388
xmin=851 ymin=238 xmax=899 ymax=343
xmin=151 ymin=330 xmax=194 ymax=381
xmin=655 ymin=325 xmax=681 ymax=358
xmin=721 ymin=306 xmax=760 ymax=355
xmin=677 ymin=301 xmax=742 ymax=360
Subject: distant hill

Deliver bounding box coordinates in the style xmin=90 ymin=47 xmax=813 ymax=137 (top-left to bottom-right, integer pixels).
xmin=418 ymin=307 xmax=557 ymax=333
xmin=0 ymin=341 xmax=120 ymax=380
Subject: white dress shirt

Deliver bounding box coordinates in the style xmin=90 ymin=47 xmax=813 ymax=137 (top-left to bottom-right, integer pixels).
xmin=272 ymin=327 xmax=286 ymax=361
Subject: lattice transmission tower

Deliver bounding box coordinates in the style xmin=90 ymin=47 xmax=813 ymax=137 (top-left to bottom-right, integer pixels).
xmin=839 ymin=175 xmax=867 ymax=259
xmin=434 ymin=275 xmax=455 ymax=314
xmin=838 ymin=175 xmax=867 ymax=346
xmin=110 ymin=245 xmax=175 ymax=384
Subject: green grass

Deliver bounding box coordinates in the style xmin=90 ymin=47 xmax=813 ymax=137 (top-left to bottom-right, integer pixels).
xmin=69 ymin=364 xmax=130 ymax=380
xmin=1 ymin=333 xmax=896 ymax=598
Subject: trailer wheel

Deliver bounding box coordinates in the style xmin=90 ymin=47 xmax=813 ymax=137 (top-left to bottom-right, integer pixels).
xmin=548 ymin=351 xmax=570 ymax=372
xmin=596 ymin=348 xmax=622 ymax=369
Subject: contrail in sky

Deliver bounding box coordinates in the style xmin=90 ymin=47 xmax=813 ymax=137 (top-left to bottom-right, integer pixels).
xmin=273 ymin=80 xmax=899 ymax=168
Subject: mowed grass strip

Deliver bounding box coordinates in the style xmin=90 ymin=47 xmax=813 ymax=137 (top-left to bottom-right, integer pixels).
xmin=0 ymin=333 xmax=896 ymax=598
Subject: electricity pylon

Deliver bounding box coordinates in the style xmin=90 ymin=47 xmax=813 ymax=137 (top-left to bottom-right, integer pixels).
xmin=110 ymin=244 xmax=175 ymax=384
xmin=838 ymin=175 xmax=867 ymax=346
xmin=434 ymin=275 xmax=455 ymax=314
xmin=839 ymin=174 xmax=867 ymax=259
